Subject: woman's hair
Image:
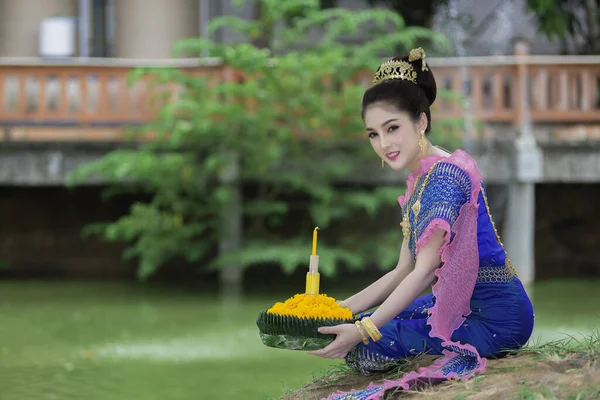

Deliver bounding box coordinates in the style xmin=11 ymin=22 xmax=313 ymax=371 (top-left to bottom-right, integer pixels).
xmin=361 ymin=51 xmax=437 ymax=134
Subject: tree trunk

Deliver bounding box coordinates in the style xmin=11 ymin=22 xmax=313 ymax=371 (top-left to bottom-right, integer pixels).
xmin=218 ymin=152 xmax=243 ymax=303
xmin=584 ymin=0 xmax=598 ymax=53
xmin=560 ymin=36 xmax=570 ymax=55
xmin=251 ymin=0 xmax=273 ymax=49
xmin=216 ymin=0 xmax=272 ymax=302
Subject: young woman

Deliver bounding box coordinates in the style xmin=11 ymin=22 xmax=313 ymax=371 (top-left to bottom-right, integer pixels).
xmin=308 ymin=48 xmax=535 ymax=400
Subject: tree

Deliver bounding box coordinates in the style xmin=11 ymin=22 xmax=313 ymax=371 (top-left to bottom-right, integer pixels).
xmin=317 ymin=0 xmax=449 ymax=28
xmin=316 ymin=0 xmax=451 ymax=54
xmin=68 ymin=0 xmax=450 ymax=293
xmin=526 ymin=0 xmax=599 ymax=54
xmin=366 ymin=0 xmax=449 ymax=28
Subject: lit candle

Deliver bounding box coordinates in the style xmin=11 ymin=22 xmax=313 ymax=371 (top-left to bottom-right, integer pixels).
xmin=312 ymin=226 xmax=319 ymax=256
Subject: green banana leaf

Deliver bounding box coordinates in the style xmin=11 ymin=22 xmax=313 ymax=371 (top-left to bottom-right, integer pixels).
xmin=256 ymin=311 xmax=354 ymax=351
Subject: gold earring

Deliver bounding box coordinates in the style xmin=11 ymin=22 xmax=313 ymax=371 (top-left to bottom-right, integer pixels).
xmin=419 ymin=132 xmax=428 ymax=156
xmin=381 ymin=159 xmax=385 ymax=168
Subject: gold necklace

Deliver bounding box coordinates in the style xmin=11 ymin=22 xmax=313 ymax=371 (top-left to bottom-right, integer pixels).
xmin=400 ymin=178 xmax=420 ymax=237
xmin=399 ymin=148 xmax=450 ymax=238
xmin=434 ymin=145 xmax=452 ymax=154
xmin=400 ymin=160 xmax=441 ymax=238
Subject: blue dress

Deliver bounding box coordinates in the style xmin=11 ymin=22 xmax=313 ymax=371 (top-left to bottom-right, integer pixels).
xmin=345 ymin=156 xmax=535 ymax=376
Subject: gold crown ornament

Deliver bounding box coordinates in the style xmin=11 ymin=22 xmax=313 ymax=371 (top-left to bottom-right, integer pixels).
xmin=372 ymin=47 xmax=429 ymax=85
xmin=408 ymin=47 xmax=429 ymax=71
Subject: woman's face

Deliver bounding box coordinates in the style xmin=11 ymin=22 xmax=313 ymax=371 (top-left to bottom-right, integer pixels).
xmin=363 ymin=102 xmax=427 ymax=172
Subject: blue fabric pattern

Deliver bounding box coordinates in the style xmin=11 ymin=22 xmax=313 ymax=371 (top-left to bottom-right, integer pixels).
xmin=439 ymin=345 xmax=480 ymax=376
xmin=330 ymin=385 xmax=385 ymax=400
xmin=407 ymin=162 xmax=471 ymax=257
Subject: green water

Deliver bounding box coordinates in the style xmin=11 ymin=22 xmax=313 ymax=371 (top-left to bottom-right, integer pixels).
xmin=1 ymin=280 xmax=599 ymax=400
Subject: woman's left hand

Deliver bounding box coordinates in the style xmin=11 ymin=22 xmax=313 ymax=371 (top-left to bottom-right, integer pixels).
xmin=307 ymin=324 xmax=362 ymax=359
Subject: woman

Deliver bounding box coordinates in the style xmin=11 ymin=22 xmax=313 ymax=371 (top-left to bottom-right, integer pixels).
xmin=307 ymin=48 xmax=535 ymax=400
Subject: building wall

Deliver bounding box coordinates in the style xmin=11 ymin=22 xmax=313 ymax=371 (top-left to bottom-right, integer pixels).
xmin=0 ymin=0 xmax=78 ymax=57
xmin=113 ymin=0 xmax=199 ymax=58
xmin=0 ymin=0 xmax=563 ymax=59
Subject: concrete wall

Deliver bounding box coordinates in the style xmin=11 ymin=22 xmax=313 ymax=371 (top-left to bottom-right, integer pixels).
xmin=2 ymin=139 xmax=599 ymax=186
xmin=114 ymin=0 xmax=199 ymax=58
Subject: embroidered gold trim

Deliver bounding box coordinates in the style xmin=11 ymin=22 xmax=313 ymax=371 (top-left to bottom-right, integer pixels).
xmin=476 ymin=265 xmax=515 ymax=284
xmin=480 ymin=187 xmax=519 ymax=279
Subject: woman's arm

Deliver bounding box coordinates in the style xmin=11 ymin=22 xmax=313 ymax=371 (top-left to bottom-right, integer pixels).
xmin=343 ymin=238 xmax=415 ymax=315
xmin=368 ymin=228 xmax=445 ymax=328
xmin=308 ymin=229 xmax=446 ymax=359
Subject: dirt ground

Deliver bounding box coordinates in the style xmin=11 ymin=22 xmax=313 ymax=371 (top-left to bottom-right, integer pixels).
xmin=283 ymin=351 xmax=600 ymax=399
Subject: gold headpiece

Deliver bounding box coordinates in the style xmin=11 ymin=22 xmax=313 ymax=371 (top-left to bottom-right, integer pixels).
xmin=372 ymin=60 xmax=417 ymax=85
xmin=408 ymin=47 xmax=429 ymax=72
xmin=371 ymin=47 xmax=429 ymax=85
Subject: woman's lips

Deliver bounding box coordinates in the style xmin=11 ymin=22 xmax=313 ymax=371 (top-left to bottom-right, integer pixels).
xmin=386 ymin=151 xmax=400 ymax=161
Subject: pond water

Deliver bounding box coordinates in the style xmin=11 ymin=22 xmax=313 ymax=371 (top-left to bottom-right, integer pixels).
xmin=1 ymin=279 xmax=598 ymax=399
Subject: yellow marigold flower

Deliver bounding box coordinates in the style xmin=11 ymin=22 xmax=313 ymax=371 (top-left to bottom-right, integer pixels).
xmin=266 ymin=293 xmax=352 ymax=320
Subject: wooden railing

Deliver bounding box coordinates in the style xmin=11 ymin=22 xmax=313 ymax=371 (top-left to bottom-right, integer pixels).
xmin=0 ymin=58 xmax=216 ymax=128
xmin=427 ymin=54 xmax=600 ymax=126
xmin=1 ymin=53 xmax=599 ymax=141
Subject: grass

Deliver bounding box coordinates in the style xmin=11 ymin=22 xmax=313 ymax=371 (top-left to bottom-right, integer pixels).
xmin=508 ymin=382 xmax=600 ymax=400
xmin=284 ymin=331 xmax=600 ymax=400
xmin=523 ymin=330 xmax=600 ymax=360
xmin=509 ymin=381 xmax=555 ymax=399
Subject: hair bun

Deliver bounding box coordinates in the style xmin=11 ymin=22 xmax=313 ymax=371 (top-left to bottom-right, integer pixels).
xmin=391 ymin=48 xmax=437 ymax=106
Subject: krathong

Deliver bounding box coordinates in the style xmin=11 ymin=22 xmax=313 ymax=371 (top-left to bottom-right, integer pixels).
xmin=256 ymin=228 xmax=354 ymax=350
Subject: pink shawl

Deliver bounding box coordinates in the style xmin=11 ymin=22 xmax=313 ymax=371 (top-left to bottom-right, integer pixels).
xmin=324 ymin=150 xmax=486 ymax=400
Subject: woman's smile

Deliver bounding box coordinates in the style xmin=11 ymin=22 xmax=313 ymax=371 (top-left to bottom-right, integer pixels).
xmin=386 ymin=151 xmax=400 ymax=161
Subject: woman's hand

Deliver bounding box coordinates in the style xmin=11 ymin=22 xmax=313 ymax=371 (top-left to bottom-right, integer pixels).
xmin=307 ymin=324 xmax=362 ymax=359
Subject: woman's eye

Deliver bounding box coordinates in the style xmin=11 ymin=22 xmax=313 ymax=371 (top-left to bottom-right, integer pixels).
xmin=368 ymin=132 xmax=377 ymax=138
xmin=388 ymin=125 xmax=399 ymax=132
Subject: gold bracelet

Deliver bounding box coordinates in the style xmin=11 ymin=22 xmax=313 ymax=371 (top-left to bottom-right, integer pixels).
xmin=354 ymin=321 xmax=370 ymax=345
xmin=360 ymin=317 xmax=382 ymax=342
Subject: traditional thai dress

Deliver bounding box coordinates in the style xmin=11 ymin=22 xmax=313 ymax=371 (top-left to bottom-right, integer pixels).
xmin=326 ymin=150 xmax=535 ymax=400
